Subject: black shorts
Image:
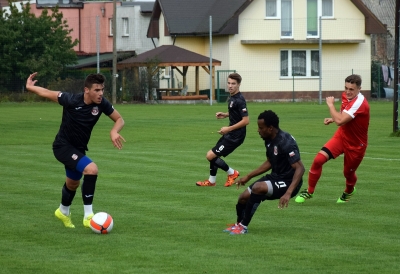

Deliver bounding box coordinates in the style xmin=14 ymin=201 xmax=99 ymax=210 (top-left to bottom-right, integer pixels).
xmin=211 ymin=136 xmax=243 ymax=157
xmin=53 ymin=143 xmax=91 ymax=172
xmin=248 ymin=174 xmax=303 ymax=201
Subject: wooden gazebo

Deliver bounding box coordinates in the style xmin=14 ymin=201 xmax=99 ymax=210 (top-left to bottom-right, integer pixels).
xmin=117 ymin=45 xmax=221 ymax=99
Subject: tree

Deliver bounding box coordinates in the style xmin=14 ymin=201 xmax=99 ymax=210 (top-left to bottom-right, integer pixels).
xmin=0 ymin=1 xmax=78 ymax=92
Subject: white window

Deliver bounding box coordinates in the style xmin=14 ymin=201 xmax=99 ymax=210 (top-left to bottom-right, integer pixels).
xmin=307 ymin=0 xmax=333 ymax=37
xmin=280 ymin=49 xmax=320 ymax=77
xmin=109 ymin=18 xmax=113 ymax=36
xmin=265 ymin=0 xmax=292 ymax=37
xmin=122 ymin=18 xmax=129 ymax=36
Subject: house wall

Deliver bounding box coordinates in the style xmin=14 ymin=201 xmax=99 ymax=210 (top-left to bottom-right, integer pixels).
xmin=228 ymin=0 xmax=371 ymax=99
xmin=29 ymin=1 xmax=154 ymax=55
xmin=117 ymin=5 xmax=154 ymax=54
xmin=156 ymin=0 xmax=373 ymax=100
xmin=30 ymin=2 xmax=117 ymax=54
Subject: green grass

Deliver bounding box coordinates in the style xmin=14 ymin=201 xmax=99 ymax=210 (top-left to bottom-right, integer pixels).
xmin=0 ymin=101 xmax=399 ymax=274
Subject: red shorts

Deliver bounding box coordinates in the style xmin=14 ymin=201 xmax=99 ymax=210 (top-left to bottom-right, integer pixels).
xmin=324 ymin=134 xmax=366 ymax=173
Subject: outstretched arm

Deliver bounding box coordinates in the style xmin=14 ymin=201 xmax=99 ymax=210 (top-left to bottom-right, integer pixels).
xmin=26 ymin=72 xmax=59 ymax=103
xmin=108 ymin=109 xmax=126 ymax=149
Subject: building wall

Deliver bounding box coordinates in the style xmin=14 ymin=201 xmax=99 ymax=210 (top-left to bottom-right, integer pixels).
xmin=227 ymin=0 xmax=371 ymax=97
xmin=117 ymin=5 xmax=154 ymax=54
xmin=29 ymin=2 xmax=117 ymax=54
xmin=156 ymin=0 xmax=373 ymax=99
xmin=29 ymin=1 xmax=153 ymax=55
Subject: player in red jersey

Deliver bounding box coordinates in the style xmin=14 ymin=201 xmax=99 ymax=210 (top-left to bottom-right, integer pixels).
xmin=295 ymin=74 xmax=370 ymax=203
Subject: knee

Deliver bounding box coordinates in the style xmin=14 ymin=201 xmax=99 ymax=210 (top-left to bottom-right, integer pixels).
xmin=83 ymin=162 xmax=98 ymax=175
xmin=238 ymin=190 xmax=250 ymax=204
xmin=66 ymin=179 xmax=80 ymax=191
xmin=206 ymin=150 xmax=216 ymax=161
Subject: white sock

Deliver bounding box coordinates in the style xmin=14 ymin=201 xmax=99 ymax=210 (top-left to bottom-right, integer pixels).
xmin=227 ymin=168 xmax=234 ymax=175
xmin=84 ymin=205 xmax=93 ymax=218
xmin=59 ymin=204 xmax=70 ymax=216
xmin=208 ymin=176 xmax=216 ymax=184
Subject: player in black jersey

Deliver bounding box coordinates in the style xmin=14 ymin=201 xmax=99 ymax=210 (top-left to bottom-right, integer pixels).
xmin=26 ymin=72 xmax=125 ymax=229
xmin=224 ymin=110 xmax=304 ymax=234
xmin=196 ymin=73 xmax=249 ymax=187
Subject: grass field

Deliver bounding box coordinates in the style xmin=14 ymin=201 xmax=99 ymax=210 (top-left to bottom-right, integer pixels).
xmin=0 ymin=101 xmax=399 ymax=274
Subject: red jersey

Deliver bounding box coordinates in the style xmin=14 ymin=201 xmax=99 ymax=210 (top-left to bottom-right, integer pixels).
xmin=336 ymin=92 xmax=370 ymax=148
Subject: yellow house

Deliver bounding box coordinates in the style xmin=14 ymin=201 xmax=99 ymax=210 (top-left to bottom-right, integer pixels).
xmin=147 ymin=0 xmax=386 ymax=101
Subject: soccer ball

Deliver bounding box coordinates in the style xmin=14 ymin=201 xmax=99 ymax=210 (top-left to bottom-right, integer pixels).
xmin=90 ymin=212 xmax=114 ymax=234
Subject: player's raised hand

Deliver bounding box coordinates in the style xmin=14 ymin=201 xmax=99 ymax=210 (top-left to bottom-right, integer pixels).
xmin=26 ymin=72 xmax=38 ymax=88
xmin=325 ymin=96 xmax=335 ymax=106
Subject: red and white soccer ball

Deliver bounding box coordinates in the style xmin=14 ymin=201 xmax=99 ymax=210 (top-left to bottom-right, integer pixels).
xmin=90 ymin=212 xmax=114 ymax=234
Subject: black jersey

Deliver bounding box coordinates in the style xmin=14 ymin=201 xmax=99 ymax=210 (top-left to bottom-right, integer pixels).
xmin=225 ymin=92 xmax=248 ymax=143
xmin=53 ymin=92 xmax=114 ymax=151
xmin=265 ymin=130 xmax=301 ymax=181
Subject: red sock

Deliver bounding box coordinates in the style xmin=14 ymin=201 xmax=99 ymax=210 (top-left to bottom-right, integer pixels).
xmin=344 ymin=172 xmax=357 ymax=193
xmin=308 ymin=153 xmax=328 ymax=193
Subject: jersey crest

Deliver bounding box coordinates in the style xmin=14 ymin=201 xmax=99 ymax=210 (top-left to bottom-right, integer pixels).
xmin=274 ymin=146 xmax=278 ymax=155
xmin=91 ymin=106 xmax=99 ymax=116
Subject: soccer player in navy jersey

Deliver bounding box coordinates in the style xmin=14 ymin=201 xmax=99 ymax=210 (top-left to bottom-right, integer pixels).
xmin=225 ymin=110 xmax=304 ymax=235
xmin=26 ymin=72 xmax=125 ymax=229
xmin=295 ymin=74 xmax=369 ymax=203
xmin=196 ymin=73 xmax=249 ymax=187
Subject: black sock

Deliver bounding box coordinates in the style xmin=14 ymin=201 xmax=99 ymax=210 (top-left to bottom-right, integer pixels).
xmin=241 ymin=193 xmax=264 ymax=227
xmin=236 ymin=203 xmax=246 ymax=224
xmin=61 ymin=183 xmax=76 ymax=206
xmin=209 ymin=161 xmax=218 ymax=176
xmin=81 ymin=175 xmax=97 ymax=205
xmin=210 ymin=157 xmax=229 ymax=172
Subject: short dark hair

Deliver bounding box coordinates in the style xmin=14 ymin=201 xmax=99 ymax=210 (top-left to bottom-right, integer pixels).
xmin=345 ymin=74 xmax=362 ymax=87
xmin=84 ymin=74 xmax=106 ymax=89
xmin=258 ymin=110 xmax=279 ymax=129
xmin=228 ymin=73 xmax=242 ymax=84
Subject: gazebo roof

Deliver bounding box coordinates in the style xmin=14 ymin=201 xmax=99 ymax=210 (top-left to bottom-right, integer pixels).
xmin=117 ymin=45 xmax=221 ymax=68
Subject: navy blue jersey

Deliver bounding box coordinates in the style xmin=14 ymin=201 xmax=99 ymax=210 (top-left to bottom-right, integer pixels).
xmin=265 ymin=130 xmax=301 ymax=181
xmin=53 ymin=92 xmax=114 ymax=151
xmin=225 ymin=92 xmax=248 ymax=143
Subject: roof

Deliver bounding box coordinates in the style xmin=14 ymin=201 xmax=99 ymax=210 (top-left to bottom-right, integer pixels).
xmin=67 ymin=52 xmax=135 ymax=69
xmin=147 ymin=0 xmax=253 ymax=37
xmin=147 ymin=0 xmax=385 ymax=38
xmin=351 ymin=0 xmax=387 ymax=34
xmin=121 ymin=1 xmax=155 ymax=13
xmin=361 ymin=0 xmax=395 ymax=29
xmin=117 ymin=45 xmax=221 ymax=68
